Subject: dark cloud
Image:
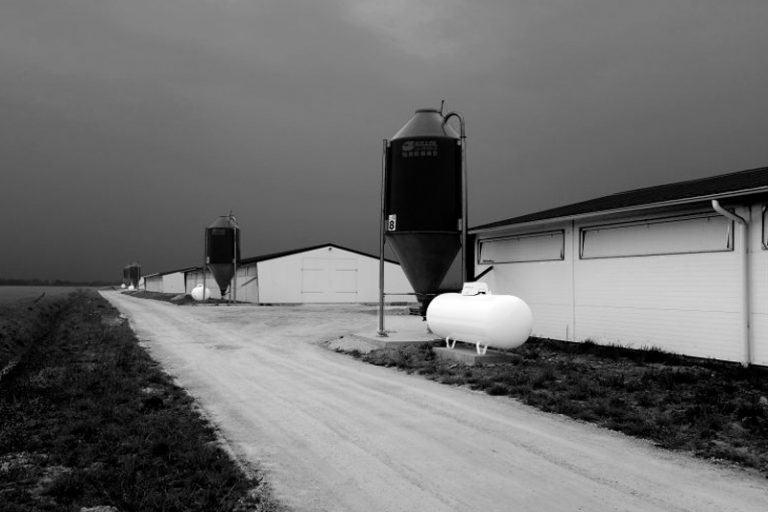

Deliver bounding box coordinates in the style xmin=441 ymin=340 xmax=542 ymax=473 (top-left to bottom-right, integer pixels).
xmin=1 ymin=0 xmax=767 ymax=281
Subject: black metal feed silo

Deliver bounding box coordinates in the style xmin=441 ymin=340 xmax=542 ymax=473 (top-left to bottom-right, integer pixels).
xmin=385 ymin=108 xmax=463 ymax=314
xmin=122 ymin=266 xmax=130 ymax=287
xmin=127 ymin=262 xmax=141 ymax=288
xmin=205 ymin=215 xmax=240 ymax=299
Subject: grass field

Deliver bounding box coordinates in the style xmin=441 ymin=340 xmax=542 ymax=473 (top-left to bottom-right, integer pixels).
xmin=0 ymin=290 xmax=283 ymax=511
xmin=355 ymin=338 xmax=768 ymax=477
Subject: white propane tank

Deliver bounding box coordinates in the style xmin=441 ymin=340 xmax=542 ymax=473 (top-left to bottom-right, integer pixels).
xmin=191 ymin=284 xmax=211 ymax=301
xmin=426 ymin=292 xmax=533 ymax=354
xmin=127 ymin=284 xmax=135 ymax=291
xmin=120 ymin=284 xmax=126 ymax=289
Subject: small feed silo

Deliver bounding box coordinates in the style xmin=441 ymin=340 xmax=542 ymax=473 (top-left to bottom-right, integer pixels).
xmin=205 ymin=214 xmax=240 ymax=300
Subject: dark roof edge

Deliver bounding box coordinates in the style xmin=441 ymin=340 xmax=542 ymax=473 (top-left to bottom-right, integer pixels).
xmin=143 ymin=266 xmax=198 ymax=278
xmin=471 ymin=186 xmax=768 ymax=234
xmin=238 ymin=242 xmax=400 ymax=266
xmin=471 ymin=163 xmax=768 ymax=235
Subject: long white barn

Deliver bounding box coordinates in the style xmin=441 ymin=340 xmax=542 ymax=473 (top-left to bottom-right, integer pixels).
xmin=143 ymin=268 xmax=191 ymax=294
xmin=184 ymin=243 xmax=415 ymax=304
xmin=471 ymin=166 xmax=768 ymax=366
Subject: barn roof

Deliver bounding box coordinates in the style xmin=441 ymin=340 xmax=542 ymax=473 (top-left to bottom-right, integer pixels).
xmin=143 ymin=266 xmax=198 ymax=278
xmin=240 ymin=242 xmax=398 ymax=265
xmin=175 ymin=243 xmax=397 ymax=274
xmin=471 ymin=165 xmax=768 ymax=233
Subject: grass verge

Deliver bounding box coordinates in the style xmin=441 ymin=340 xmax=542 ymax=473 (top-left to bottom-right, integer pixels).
xmin=0 ymin=290 xmax=284 ymax=511
xmin=359 ymin=339 xmax=768 ymax=477
xmin=0 ymin=295 xmax=64 ymax=372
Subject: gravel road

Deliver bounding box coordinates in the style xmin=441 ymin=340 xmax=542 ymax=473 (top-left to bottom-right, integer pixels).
xmin=102 ymin=291 xmax=767 ymax=512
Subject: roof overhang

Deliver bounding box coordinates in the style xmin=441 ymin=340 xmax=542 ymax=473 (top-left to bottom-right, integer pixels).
xmin=470 ymin=186 xmax=768 ymax=236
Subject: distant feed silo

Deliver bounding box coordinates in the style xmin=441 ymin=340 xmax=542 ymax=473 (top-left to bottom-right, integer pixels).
xmin=127 ymin=262 xmax=141 ymax=289
xmin=205 ymin=214 xmax=240 ymax=300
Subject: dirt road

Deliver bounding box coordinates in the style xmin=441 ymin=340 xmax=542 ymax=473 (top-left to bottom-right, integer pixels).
xmin=102 ymin=291 xmax=767 ymax=512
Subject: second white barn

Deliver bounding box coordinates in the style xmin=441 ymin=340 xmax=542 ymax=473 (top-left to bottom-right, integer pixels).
xmin=142 ymin=267 xmax=193 ymax=294
xmin=185 ymin=242 xmax=415 ymax=304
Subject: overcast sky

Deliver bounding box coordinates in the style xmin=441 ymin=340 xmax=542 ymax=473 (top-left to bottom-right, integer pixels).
xmin=2 ymin=0 xmax=768 ymax=282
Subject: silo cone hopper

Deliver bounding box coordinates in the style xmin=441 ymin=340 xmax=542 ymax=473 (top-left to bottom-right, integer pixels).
xmin=209 ymin=263 xmax=234 ymax=298
xmin=386 ymin=231 xmax=460 ymax=306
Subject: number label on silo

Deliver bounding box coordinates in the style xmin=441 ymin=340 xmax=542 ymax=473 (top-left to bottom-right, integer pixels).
xmin=387 ymin=215 xmax=397 ymax=231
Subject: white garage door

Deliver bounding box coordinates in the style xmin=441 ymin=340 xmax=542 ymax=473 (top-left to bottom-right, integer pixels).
xmin=301 ymin=257 xmax=358 ymax=301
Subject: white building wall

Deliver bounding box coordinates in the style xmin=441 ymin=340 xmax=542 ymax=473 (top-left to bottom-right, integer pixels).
xmin=144 ymin=276 xmax=163 ymax=292
xmin=183 ymin=245 xmax=415 ymax=304
xmin=232 ymin=263 xmax=259 ymax=303
xmin=161 ymin=272 xmax=186 ymax=294
xmin=257 ymin=246 xmax=414 ymax=303
xmin=749 ymin=203 xmax=768 ymax=366
xmin=476 ymin=223 xmax=575 ymax=340
xmin=573 ymin=247 xmax=742 ymax=361
xmin=475 ymin=205 xmax=759 ymax=364
xmin=257 ymin=255 xmax=302 ymax=303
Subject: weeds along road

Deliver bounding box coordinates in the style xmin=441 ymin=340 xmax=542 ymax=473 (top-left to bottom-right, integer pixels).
xmin=101 ymin=291 xmax=767 ymax=512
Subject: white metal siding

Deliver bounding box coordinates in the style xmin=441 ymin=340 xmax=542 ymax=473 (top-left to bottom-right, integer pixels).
xmin=574 ymin=251 xmax=742 ymax=361
xmin=161 ymin=272 xmax=186 ymax=294
xmin=300 ymin=257 xmax=358 ymax=302
xmin=232 ymin=264 xmax=259 ymax=303
xmin=475 ymin=205 xmax=757 ymax=364
xmin=144 ymin=276 xmax=163 ymax=292
xmin=749 ymin=204 xmax=768 ymax=365
xmin=478 ymin=223 xmax=575 ymax=340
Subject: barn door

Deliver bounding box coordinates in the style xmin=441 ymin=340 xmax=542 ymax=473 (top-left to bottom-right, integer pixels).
xmin=301 ymin=257 xmax=358 ymax=302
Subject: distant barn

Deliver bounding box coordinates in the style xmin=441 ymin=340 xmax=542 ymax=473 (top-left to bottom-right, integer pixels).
xmin=471 ymin=166 xmax=768 ymax=366
xmin=183 ymin=243 xmax=415 ymax=304
xmin=143 ymin=267 xmax=194 ymax=295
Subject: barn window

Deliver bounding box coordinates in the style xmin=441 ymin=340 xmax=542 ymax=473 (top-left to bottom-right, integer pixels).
xmin=478 ymin=230 xmax=565 ymax=264
xmin=579 ymin=213 xmax=733 ymax=259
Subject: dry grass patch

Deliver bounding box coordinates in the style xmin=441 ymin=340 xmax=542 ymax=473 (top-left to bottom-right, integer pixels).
xmin=0 ymin=290 xmax=284 ymax=511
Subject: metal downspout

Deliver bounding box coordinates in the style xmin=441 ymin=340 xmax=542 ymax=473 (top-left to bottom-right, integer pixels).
xmin=442 ymin=111 xmax=468 ymax=283
xmin=711 ymin=200 xmax=750 ymax=366
xmin=378 ymin=139 xmax=388 ymax=337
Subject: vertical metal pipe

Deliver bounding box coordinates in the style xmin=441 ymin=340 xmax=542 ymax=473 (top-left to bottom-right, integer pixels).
xmin=443 ymin=111 xmax=468 ymax=283
xmin=570 ymin=220 xmax=577 ymax=342
xmin=711 ymin=200 xmax=750 ymax=366
xmin=461 ymin=128 xmax=468 ymax=284
xmin=232 ymin=214 xmax=238 ymax=304
xmin=378 ymin=139 xmax=388 ymax=336
xmin=202 ymin=230 xmax=207 ymax=303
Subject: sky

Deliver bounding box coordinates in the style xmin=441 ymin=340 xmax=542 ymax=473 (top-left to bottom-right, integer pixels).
xmin=2 ymin=0 xmax=768 ymax=282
